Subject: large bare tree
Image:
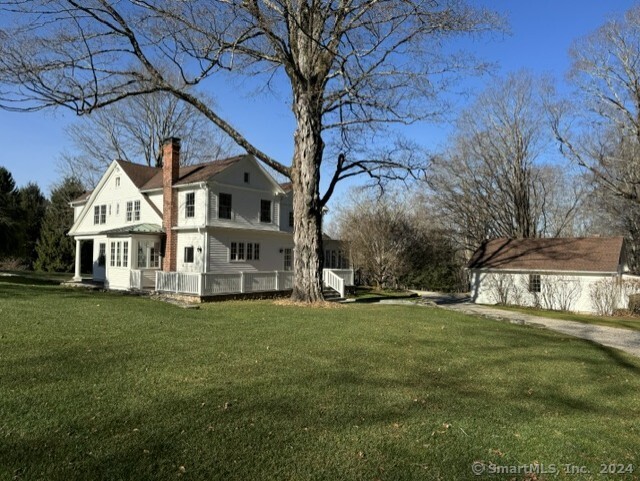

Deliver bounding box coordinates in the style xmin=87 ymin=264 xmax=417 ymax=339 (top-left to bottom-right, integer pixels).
xmin=550 ymin=6 xmax=640 ymax=204
xmin=0 ymin=0 xmax=499 ymax=302
xmin=428 ymin=72 xmax=582 ymax=251
xmin=60 ymin=92 xmax=236 ymax=187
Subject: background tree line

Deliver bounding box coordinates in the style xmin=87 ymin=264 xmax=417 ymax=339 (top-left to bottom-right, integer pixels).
xmin=332 ymin=5 xmax=640 ymax=291
xmin=0 ymin=166 xmax=84 ymax=272
xmin=3 ymin=3 xmax=640 ymax=295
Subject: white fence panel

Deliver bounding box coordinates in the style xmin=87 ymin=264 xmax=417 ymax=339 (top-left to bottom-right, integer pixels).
xmin=130 ymin=270 xmax=142 ymax=290
xmin=177 ymin=272 xmax=200 ymax=294
xmin=156 ymin=271 xmax=176 ymax=292
xmin=278 ymin=271 xmax=294 ymax=290
xmin=156 ymin=270 xmax=302 ymax=296
xmin=202 ymin=273 xmax=242 ymax=295
xmin=245 ymin=272 xmax=277 ymax=292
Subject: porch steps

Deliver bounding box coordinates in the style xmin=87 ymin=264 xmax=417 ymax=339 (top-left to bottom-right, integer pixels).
xmin=322 ymin=286 xmax=344 ymax=302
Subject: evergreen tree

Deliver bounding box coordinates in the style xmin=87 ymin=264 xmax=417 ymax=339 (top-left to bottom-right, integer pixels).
xmin=0 ymin=166 xmax=21 ymax=258
xmin=18 ymin=183 xmax=48 ymax=267
xmin=35 ymin=177 xmax=84 ymax=272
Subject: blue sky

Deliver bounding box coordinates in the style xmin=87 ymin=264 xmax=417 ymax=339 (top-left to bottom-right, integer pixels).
xmin=1 ymin=1 xmax=637 ymax=200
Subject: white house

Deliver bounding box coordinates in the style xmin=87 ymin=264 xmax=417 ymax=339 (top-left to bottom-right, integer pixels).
xmin=468 ymin=237 xmax=639 ymax=314
xmin=68 ymin=138 xmax=352 ymax=298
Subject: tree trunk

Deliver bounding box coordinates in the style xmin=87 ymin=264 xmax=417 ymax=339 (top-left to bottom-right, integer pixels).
xmin=290 ymin=91 xmax=325 ymax=303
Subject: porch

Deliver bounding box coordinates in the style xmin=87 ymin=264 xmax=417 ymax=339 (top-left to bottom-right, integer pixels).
xmin=151 ymin=269 xmax=354 ymax=298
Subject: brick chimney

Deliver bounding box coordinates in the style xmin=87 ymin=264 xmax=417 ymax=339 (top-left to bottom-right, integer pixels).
xmin=162 ymin=137 xmax=181 ymax=272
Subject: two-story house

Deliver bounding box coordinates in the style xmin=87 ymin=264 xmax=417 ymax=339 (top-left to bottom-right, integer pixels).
xmin=68 ymin=138 xmax=352 ymax=298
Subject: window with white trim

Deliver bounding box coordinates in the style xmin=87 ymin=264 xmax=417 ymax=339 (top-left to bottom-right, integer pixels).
xmin=134 ymin=200 xmax=140 ymax=221
xmin=126 ymin=201 xmax=133 ymax=222
xmin=94 ymin=205 xmax=107 ymax=225
xmin=123 ymin=242 xmax=129 ymax=267
xmin=230 ymin=241 xmax=259 ymax=261
xmin=284 ymin=248 xmax=293 ymax=271
xmin=219 ymin=193 xmax=232 ymax=219
xmin=116 ymin=242 xmax=121 ymax=267
xmin=110 ymin=242 xmax=116 ymax=267
xmin=184 ymin=246 xmax=194 ymax=263
xmin=529 ymin=274 xmax=541 ymax=293
xmin=185 ymin=192 xmax=195 ymax=218
xmin=260 ymin=199 xmax=272 ymax=223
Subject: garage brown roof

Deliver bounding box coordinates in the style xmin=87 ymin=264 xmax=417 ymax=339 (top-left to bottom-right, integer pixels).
xmin=468 ymin=237 xmax=626 ymax=273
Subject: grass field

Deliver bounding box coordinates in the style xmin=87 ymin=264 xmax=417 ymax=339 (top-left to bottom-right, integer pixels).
xmin=1 ymin=276 xmax=639 ymax=480
xmin=494 ymin=304 xmax=640 ymax=332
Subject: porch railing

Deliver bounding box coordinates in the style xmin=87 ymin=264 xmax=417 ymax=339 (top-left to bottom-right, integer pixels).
xmin=155 ymin=269 xmax=352 ymax=297
xmin=323 ymin=269 xmax=345 ymax=298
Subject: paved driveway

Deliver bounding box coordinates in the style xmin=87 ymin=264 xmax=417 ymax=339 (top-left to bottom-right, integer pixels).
xmin=411 ymin=291 xmax=640 ymax=358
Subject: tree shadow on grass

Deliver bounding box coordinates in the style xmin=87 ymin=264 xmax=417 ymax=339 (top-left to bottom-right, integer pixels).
xmin=1 ymin=306 xmax=639 ymax=481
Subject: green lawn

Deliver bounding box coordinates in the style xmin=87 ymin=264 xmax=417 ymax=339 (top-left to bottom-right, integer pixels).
xmin=1 ymin=277 xmax=639 ymax=481
xmin=493 ymin=304 xmax=640 ymax=332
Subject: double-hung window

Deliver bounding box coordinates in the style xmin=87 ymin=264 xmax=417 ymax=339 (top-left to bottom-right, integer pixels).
xmin=184 ymin=246 xmax=194 ymax=263
xmin=94 ymin=205 xmax=106 ymax=224
xmin=260 ymin=200 xmax=272 ymax=223
xmin=230 ymin=242 xmax=246 ymax=261
xmin=126 ymin=201 xmax=133 ymax=222
xmin=185 ymin=192 xmax=195 ymax=218
xmin=529 ymin=274 xmax=541 ymax=293
xmin=134 ymin=200 xmax=140 ymax=221
xmin=219 ymin=193 xmax=232 ymax=219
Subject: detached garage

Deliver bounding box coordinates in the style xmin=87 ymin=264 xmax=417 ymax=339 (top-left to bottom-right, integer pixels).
xmin=468 ymin=237 xmax=639 ymax=314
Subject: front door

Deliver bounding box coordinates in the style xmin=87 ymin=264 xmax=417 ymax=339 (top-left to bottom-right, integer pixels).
xmin=93 ymin=242 xmax=106 ymax=281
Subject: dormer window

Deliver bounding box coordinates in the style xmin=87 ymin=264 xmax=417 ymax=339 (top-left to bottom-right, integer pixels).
xmin=244 ymin=172 xmax=250 ymax=184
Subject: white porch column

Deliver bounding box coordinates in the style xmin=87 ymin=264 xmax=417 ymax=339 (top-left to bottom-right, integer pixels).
xmin=73 ymin=239 xmax=82 ymax=281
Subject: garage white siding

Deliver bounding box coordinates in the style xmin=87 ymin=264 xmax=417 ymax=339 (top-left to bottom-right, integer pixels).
xmin=470 ymin=270 xmax=624 ymax=314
